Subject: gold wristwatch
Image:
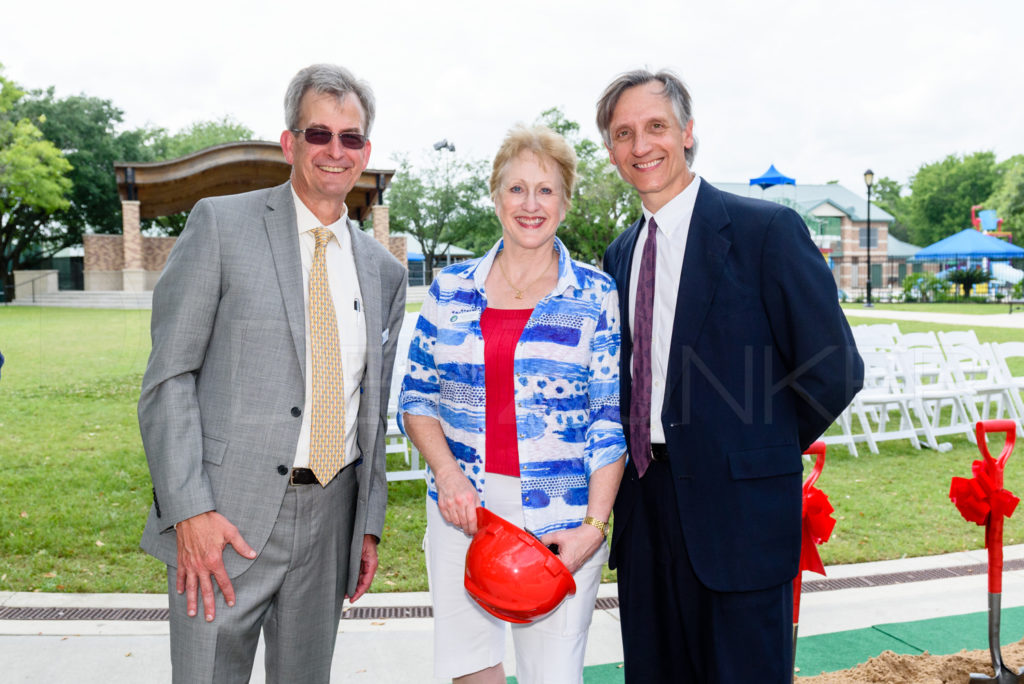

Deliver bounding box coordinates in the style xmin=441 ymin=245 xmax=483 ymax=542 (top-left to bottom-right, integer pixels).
xmin=583 ymin=516 xmax=608 ymax=537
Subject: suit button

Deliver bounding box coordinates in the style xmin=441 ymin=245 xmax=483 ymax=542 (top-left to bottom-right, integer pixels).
xmin=277 ymin=465 xmax=288 ymax=476
xmin=291 ymin=406 xmax=301 ymax=417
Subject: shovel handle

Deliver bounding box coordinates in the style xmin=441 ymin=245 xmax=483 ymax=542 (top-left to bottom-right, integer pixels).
xmin=988 ymin=515 xmax=1005 ymax=594
xmin=802 ymin=441 xmax=827 ymax=494
xmin=976 ymin=422 xmax=1015 ymax=594
xmin=976 ymin=420 xmax=1017 ymax=471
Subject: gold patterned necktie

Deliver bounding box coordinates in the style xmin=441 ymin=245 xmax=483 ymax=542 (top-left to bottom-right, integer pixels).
xmin=308 ymin=227 xmax=346 ymax=486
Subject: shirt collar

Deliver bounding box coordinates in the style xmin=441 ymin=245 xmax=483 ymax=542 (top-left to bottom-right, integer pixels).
xmin=291 ymin=186 xmax=351 ymax=249
xmin=642 ymin=175 xmax=701 ymax=236
xmin=469 ymin=236 xmax=579 ymax=296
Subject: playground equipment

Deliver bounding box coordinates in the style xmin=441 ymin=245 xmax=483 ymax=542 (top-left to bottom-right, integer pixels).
xmin=950 ymin=420 xmax=1023 ymax=683
xmin=973 ymin=205 xmax=1014 ymax=243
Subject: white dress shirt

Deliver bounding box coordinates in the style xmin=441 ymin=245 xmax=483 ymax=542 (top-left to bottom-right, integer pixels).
xmin=291 ymin=188 xmax=367 ymax=468
xmin=628 ymin=175 xmax=701 ymax=444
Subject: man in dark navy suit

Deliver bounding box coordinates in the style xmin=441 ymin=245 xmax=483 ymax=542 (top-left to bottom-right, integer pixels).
xmin=598 ymin=69 xmax=863 ymax=682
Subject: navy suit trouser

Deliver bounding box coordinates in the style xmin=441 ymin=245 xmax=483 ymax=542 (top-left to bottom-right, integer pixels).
xmin=617 ymin=458 xmax=793 ymax=683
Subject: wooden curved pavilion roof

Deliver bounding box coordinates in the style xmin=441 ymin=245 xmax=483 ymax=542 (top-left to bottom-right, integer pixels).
xmin=114 ymin=141 xmax=393 ymax=222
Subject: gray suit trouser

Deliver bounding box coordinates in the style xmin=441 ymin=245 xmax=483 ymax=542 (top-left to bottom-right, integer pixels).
xmin=167 ymin=465 xmax=358 ymax=684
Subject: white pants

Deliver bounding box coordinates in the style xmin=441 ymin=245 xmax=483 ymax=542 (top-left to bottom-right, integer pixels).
xmin=424 ymin=473 xmax=608 ymax=683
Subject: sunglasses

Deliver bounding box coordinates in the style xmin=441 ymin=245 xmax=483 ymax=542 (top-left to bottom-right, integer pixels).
xmin=290 ymin=128 xmax=367 ymax=149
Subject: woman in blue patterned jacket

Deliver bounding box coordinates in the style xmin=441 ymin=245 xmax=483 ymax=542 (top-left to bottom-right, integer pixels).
xmin=400 ymin=124 xmax=626 ymax=684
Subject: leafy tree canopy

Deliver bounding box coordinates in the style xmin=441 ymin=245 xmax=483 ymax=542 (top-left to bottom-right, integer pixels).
xmin=1 ymin=66 xmax=73 ymax=293
xmin=871 ymin=176 xmax=911 ymax=243
xmin=985 ymin=154 xmax=1024 ymax=244
xmin=905 ymin=151 xmax=999 ymax=246
xmin=387 ymin=150 xmax=499 ymax=283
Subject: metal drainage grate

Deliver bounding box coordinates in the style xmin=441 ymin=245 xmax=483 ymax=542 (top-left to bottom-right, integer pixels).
xmin=341 ymin=605 xmax=434 ymax=620
xmin=0 ymin=607 xmax=170 ymax=621
xmin=801 ymin=558 xmax=1024 ymax=593
xmin=5 ymin=560 xmax=1021 ymax=621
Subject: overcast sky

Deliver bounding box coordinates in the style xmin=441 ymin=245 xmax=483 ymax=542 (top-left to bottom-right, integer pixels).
xmin=5 ymin=0 xmax=1023 ymax=199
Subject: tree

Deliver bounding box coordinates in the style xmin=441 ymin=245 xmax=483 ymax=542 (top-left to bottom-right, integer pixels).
xmin=905 ymin=152 xmax=999 ymax=246
xmin=946 ymin=266 xmax=990 ymax=298
xmin=387 ymin=151 xmax=498 ymax=283
xmin=152 ymin=116 xmax=253 ymax=161
xmin=536 ymin=108 xmax=640 ymax=265
xmin=14 ymin=88 xmax=162 ymax=243
xmin=902 ymin=271 xmax=945 ymax=303
xmin=0 ymin=68 xmax=73 ymax=297
xmin=872 ymin=176 xmax=911 ymax=243
xmin=986 ymin=154 xmax=1024 ymax=244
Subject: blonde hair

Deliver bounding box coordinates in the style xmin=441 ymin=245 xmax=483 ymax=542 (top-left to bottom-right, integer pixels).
xmin=489 ymin=124 xmax=577 ymax=206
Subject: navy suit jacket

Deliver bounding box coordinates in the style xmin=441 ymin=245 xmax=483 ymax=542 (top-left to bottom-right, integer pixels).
xmin=603 ymin=180 xmax=863 ymax=593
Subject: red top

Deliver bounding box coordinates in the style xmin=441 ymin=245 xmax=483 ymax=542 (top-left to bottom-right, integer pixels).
xmin=481 ymin=307 xmax=533 ymax=477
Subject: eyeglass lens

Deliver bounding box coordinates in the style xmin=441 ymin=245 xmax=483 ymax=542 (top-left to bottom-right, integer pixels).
xmin=300 ymin=129 xmax=366 ymax=149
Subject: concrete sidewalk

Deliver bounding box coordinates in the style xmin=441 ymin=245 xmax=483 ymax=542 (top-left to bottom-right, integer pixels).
xmin=6 ymin=546 xmax=1024 ymax=683
xmin=842 ymin=305 xmax=1024 ymax=328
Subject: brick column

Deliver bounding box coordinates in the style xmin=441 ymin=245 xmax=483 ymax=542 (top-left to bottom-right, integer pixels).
xmin=371 ymin=205 xmax=390 ymax=246
xmin=121 ymin=200 xmax=145 ymax=291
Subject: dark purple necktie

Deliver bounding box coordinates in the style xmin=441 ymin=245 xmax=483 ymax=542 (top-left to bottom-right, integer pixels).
xmin=630 ymin=217 xmax=657 ymax=478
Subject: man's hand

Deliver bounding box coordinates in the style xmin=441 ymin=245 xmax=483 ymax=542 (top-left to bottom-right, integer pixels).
xmin=174 ymin=511 xmax=257 ymax=621
xmin=346 ymin=535 xmax=379 ymax=603
xmin=540 ymin=524 xmax=605 ymax=574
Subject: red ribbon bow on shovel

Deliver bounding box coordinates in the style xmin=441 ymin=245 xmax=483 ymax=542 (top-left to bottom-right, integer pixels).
xmin=950 ymin=422 xmax=1019 ymax=536
xmin=799 ymin=441 xmax=837 ymax=576
xmin=950 ymin=459 xmax=1019 ymax=527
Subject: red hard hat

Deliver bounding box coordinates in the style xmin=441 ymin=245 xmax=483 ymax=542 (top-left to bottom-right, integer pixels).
xmin=464 ymin=507 xmax=576 ymax=624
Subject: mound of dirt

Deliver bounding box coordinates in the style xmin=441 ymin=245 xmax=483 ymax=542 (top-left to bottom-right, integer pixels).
xmin=797 ymin=641 xmax=1024 ymax=683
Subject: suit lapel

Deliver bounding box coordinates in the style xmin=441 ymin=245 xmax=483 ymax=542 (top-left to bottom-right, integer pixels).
xmin=664 ymin=182 xmax=732 ymax=403
xmin=264 ymin=183 xmax=307 ymax=376
xmin=349 ymin=221 xmax=383 ymax=431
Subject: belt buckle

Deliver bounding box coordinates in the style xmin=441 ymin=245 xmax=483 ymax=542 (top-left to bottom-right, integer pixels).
xmin=289 ymin=468 xmax=302 ymax=486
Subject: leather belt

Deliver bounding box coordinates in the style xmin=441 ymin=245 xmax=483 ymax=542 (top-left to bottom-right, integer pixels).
xmin=289 ymin=467 xmax=318 ymax=485
xmin=650 ymin=444 xmax=669 ymax=462
xmin=289 ymin=459 xmax=363 ymax=486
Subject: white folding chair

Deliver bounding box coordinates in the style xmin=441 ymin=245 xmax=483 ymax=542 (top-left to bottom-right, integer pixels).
xmin=990 ymin=341 xmax=1024 ymax=434
xmin=899 ymin=347 xmax=975 ymax=448
xmin=942 ymin=339 xmax=1023 ymax=428
xmin=849 ymin=350 xmax=922 ymax=454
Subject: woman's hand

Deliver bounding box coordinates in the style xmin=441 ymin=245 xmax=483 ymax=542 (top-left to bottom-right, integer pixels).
xmin=539 ymin=523 xmax=605 ymax=574
xmin=434 ymin=465 xmax=481 ymax=535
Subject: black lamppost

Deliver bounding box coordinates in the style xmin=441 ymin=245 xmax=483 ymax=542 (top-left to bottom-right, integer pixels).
xmin=864 ymin=169 xmax=874 ymax=308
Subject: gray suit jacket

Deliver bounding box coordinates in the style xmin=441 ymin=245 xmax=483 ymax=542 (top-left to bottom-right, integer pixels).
xmin=139 ymin=181 xmax=407 ymax=594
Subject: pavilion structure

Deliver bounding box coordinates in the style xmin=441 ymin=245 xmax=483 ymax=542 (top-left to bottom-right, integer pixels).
xmin=85 ymin=141 xmax=398 ymax=291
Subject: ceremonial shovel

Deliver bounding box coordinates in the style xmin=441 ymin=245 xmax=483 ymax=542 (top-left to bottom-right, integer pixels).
xmin=793 ymin=440 xmax=836 ymax=675
xmin=950 ymin=420 xmax=1023 ymax=684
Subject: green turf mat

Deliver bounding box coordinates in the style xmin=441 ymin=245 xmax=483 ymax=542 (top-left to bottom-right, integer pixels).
xmin=876 ymin=605 xmax=1024 ymax=655
xmin=508 ymin=662 xmax=625 ymax=683
xmin=795 ymin=627 xmax=922 ymax=676
xmin=509 ymin=607 xmax=1024 ymax=681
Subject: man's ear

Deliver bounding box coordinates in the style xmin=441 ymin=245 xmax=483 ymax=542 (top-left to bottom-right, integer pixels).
xmin=280 ymin=129 xmax=295 ymax=165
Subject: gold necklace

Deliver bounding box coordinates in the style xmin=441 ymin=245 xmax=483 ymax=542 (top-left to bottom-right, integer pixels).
xmin=496 ymin=248 xmax=557 ymax=299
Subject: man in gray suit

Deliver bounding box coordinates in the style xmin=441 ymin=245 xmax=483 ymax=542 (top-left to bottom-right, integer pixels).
xmin=139 ymin=64 xmax=407 ymax=682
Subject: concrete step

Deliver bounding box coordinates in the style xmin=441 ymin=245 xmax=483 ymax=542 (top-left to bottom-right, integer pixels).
xmin=7 ymin=291 xmax=154 ymax=309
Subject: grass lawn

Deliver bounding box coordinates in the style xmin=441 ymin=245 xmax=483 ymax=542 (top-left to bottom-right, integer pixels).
xmin=1 ymin=305 xmax=1022 ymax=594
xmin=842 ymin=301 xmax=1015 ymax=315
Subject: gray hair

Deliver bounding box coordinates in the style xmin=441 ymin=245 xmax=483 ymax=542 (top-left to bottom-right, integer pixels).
xmin=284 ymin=64 xmax=376 ymax=137
xmin=595 ymin=68 xmax=697 ymax=167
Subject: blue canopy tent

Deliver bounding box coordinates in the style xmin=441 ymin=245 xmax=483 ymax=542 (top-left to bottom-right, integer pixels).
xmin=749 ymin=164 xmax=796 ymax=190
xmin=911 ymin=229 xmax=1024 ymax=261
xmin=912 ymin=228 xmax=1024 ymax=300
